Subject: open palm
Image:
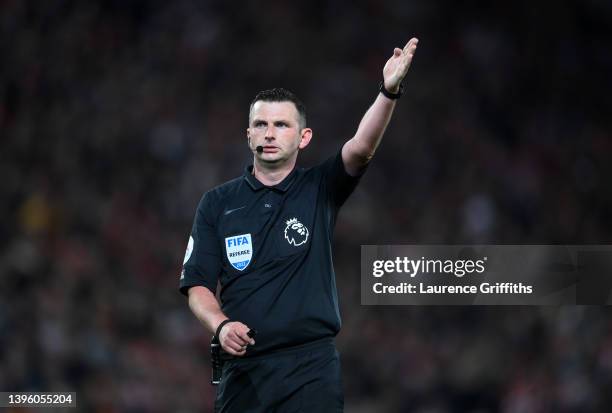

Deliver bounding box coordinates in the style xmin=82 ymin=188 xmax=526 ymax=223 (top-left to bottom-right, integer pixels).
xmin=383 ymin=37 xmax=419 ymax=92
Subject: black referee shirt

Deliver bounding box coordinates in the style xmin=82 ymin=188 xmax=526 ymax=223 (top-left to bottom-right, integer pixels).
xmin=180 ymin=150 xmax=363 ymax=356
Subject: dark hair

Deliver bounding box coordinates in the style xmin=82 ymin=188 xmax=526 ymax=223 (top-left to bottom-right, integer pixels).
xmin=249 ymin=88 xmax=307 ymax=129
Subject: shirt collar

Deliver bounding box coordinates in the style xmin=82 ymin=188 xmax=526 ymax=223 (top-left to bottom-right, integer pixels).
xmin=243 ymin=165 xmax=298 ymax=193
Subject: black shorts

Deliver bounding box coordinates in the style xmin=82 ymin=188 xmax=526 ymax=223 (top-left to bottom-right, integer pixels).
xmin=214 ymin=338 xmax=344 ymax=413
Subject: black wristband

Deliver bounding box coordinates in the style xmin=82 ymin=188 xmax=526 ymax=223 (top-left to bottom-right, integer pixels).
xmin=379 ymin=81 xmax=403 ymax=99
xmin=214 ymin=319 xmax=232 ymax=342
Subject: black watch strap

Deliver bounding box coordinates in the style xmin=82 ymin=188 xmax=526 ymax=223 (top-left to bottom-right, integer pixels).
xmin=213 ymin=319 xmax=232 ymax=343
xmin=379 ymin=81 xmax=403 ymax=99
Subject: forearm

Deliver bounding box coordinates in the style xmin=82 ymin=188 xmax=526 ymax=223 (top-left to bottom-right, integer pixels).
xmin=342 ymin=93 xmax=397 ymax=175
xmin=187 ymin=286 xmax=228 ymax=335
xmin=354 ymin=93 xmax=397 ymax=155
xmin=342 ymin=37 xmax=418 ymax=176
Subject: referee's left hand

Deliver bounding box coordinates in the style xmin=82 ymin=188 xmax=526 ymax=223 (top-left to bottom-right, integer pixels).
xmin=219 ymin=321 xmax=255 ymax=357
xmin=383 ymin=37 xmax=419 ymax=93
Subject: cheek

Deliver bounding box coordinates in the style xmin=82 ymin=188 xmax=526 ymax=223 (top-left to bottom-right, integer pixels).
xmin=293 ymin=131 xmax=303 ymax=145
xmin=279 ymin=131 xmax=301 ymax=147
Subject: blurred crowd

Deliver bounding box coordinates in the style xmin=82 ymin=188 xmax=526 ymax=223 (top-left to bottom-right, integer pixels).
xmin=1 ymin=0 xmax=612 ymax=411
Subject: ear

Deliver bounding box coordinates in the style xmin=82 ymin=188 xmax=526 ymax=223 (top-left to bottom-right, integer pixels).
xmin=298 ymin=128 xmax=313 ymax=150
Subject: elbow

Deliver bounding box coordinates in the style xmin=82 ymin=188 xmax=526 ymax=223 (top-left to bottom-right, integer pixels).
xmin=343 ymin=145 xmax=374 ymax=177
xmin=343 ymin=137 xmax=377 ymax=174
xmin=352 ymin=142 xmax=376 ymax=164
xmin=355 ymin=151 xmax=374 ymax=166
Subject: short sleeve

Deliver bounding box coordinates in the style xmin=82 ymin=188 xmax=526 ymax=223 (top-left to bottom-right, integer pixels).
xmin=179 ymin=192 xmax=221 ymax=296
xmin=322 ymin=149 xmax=366 ymax=210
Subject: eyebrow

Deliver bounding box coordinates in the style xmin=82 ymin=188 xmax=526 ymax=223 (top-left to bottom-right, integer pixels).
xmin=252 ymin=119 xmax=292 ymax=125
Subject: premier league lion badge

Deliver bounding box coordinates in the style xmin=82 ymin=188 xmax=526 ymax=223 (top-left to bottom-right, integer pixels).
xmin=284 ymin=218 xmax=309 ymax=246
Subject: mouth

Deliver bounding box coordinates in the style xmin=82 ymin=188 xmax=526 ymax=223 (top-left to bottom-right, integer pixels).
xmin=262 ymin=145 xmax=279 ymax=153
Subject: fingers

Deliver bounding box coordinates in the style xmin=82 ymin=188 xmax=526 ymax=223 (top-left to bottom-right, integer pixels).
xmin=403 ymin=37 xmax=419 ymax=55
xmin=223 ymin=340 xmax=246 ymax=355
xmin=391 ymin=38 xmax=418 ymax=62
xmin=236 ymin=329 xmax=256 ymax=346
xmin=224 ymin=341 xmax=248 ymax=356
xmin=221 ymin=331 xmax=248 ymax=355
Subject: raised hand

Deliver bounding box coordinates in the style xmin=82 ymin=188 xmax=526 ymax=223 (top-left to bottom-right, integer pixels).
xmin=383 ymin=37 xmax=419 ymax=93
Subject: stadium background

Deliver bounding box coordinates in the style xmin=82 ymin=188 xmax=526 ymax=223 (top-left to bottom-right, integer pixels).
xmin=1 ymin=1 xmax=611 ymax=411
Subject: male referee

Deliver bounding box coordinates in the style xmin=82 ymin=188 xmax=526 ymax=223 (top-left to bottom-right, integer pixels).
xmin=179 ymin=37 xmax=419 ymax=412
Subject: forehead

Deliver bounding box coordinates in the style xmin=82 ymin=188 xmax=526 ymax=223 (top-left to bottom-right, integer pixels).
xmin=250 ymin=101 xmax=299 ymax=122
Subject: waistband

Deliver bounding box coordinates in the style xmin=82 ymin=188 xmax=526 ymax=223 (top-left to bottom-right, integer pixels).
xmin=221 ymin=336 xmax=335 ymax=362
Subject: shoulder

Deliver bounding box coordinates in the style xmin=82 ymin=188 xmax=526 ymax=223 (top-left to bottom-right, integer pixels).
xmin=197 ymin=176 xmax=244 ymax=218
xmin=302 ymin=150 xmax=343 ymax=178
xmin=303 ymin=149 xmax=341 ymax=173
xmin=207 ymin=176 xmax=243 ymax=202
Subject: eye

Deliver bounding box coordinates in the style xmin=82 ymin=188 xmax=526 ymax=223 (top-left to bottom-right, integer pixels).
xmin=253 ymin=121 xmax=266 ymax=128
xmin=275 ymin=122 xmax=288 ymax=128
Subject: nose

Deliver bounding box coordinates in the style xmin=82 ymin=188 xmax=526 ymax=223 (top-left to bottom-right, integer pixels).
xmin=264 ymin=126 xmax=275 ymax=141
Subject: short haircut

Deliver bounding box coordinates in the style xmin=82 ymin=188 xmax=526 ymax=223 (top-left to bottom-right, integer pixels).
xmin=249 ymin=88 xmax=307 ymax=129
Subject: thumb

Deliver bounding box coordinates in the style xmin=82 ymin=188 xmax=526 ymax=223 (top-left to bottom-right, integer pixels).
xmin=393 ymin=48 xmax=402 ymax=56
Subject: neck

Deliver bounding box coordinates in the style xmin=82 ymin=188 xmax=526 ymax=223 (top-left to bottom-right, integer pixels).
xmin=252 ymin=157 xmax=297 ymax=186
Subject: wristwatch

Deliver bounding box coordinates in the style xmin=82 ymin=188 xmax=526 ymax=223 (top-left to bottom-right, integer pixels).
xmin=379 ymin=81 xmax=403 ymax=99
xmin=214 ymin=319 xmax=232 ymax=342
